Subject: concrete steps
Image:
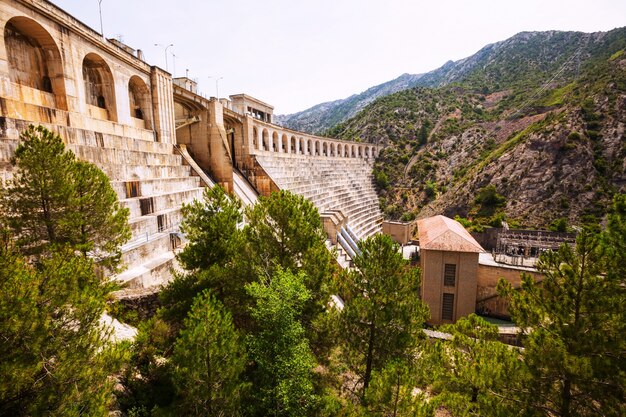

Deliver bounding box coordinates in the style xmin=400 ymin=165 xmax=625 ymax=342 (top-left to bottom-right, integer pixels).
xmin=255 ymin=153 xmax=383 ymax=242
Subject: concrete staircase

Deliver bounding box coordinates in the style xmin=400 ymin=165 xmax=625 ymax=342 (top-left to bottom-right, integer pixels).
xmin=65 ymin=130 xmax=205 ymax=288
xmin=255 ymin=154 xmax=383 ymax=241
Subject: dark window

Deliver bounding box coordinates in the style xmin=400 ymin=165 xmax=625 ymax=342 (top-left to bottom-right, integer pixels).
xmin=125 ymin=181 xmax=140 ymax=198
xmin=157 ymin=214 xmax=169 ymax=232
xmin=442 ymin=293 xmax=454 ymax=321
xmin=444 ymin=264 xmax=456 ymax=287
xmin=139 ymin=197 xmax=154 ymax=216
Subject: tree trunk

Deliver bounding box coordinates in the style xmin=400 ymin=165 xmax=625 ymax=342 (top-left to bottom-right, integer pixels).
xmin=561 ymin=377 xmax=571 ymax=417
xmin=362 ymin=321 xmax=376 ymax=402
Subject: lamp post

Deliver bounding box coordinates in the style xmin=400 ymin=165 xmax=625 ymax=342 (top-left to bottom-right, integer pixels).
xmin=208 ymin=76 xmax=223 ymax=99
xmin=98 ymin=0 xmax=104 ymax=37
xmin=154 ymin=43 xmax=174 ymax=72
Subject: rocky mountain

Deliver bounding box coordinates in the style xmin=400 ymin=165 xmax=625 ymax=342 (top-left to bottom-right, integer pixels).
xmin=278 ymin=30 xmax=609 ymax=134
xmin=326 ymin=27 xmax=626 ymax=228
xmin=274 ymin=73 xmax=425 ymax=134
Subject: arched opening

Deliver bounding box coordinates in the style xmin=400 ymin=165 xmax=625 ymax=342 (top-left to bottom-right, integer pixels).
xmin=262 ymin=129 xmax=269 ymax=151
xmin=307 ymin=139 xmax=313 ymax=155
xmin=281 ymin=134 xmax=288 ymax=153
xmin=4 ymin=17 xmax=67 ymax=110
xmin=337 ymin=143 xmax=343 ymax=157
xmin=272 ymin=132 xmax=279 ymax=152
xmin=291 ymin=136 xmax=296 ymax=154
xmin=299 ymin=138 xmax=305 ymax=154
xmin=314 ymin=141 xmax=320 ymax=156
xmin=82 ymin=53 xmax=117 ymax=121
xmin=322 ymin=142 xmax=328 ymax=156
xmin=252 ymin=127 xmax=259 ymax=150
xmin=358 ymin=146 xmax=363 ymax=157
xmin=128 ymin=76 xmax=152 ymax=129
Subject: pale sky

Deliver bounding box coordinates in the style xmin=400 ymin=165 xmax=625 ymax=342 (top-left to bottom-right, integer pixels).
xmin=51 ymin=0 xmax=626 ymax=114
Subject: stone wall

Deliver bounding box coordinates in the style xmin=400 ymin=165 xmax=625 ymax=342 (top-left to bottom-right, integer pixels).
xmin=476 ymin=263 xmax=543 ymax=318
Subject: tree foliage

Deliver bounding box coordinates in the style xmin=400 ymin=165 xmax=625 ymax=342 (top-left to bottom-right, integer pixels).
xmin=0 ymin=125 xmax=130 ymax=267
xmin=339 ymin=233 xmax=428 ymax=400
xmin=171 ymin=290 xmax=248 ymax=416
xmin=498 ymin=220 xmax=626 ymax=416
xmin=0 ymin=244 xmax=125 ymax=416
xmin=427 ymin=314 xmax=526 ymax=417
xmin=246 ymin=269 xmax=318 ymax=416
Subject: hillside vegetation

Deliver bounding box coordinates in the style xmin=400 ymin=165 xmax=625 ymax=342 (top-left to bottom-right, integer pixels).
xmin=326 ymin=28 xmax=626 ymax=228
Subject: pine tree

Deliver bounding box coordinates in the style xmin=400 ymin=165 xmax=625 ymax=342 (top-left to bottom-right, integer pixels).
xmin=427 ymin=314 xmax=526 ymax=417
xmin=339 ymin=234 xmax=428 ymax=401
xmin=498 ymin=227 xmax=626 ymax=416
xmin=0 ymin=243 xmax=125 ymax=415
xmin=246 ymin=269 xmax=319 ymax=416
xmin=1 ymin=125 xmax=130 ymax=266
xmin=244 ymin=190 xmax=335 ymax=298
xmin=171 ymin=290 xmax=248 ymax=416
xmin=162 ymin=185 xmax=247 ymax=323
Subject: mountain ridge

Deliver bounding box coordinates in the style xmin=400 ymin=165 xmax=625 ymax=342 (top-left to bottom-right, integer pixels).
xmin=276 ymin=29 xmax=617 ymax=135
xmin=324 ymin=26 xmax=626 ymax=228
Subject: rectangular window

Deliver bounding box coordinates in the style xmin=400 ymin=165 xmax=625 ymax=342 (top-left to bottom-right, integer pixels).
xmin=442 ymin=293 xmax=454 ymax=321
xmin=157 ymin=214 xmax=169 ymax=232
xmin=125 ymin=181 xmax=141 ymax=198
xmin=444 ymin=264 xmax=456 ymax=287
xmin=139 ymin=197 xmax=154 ymax=216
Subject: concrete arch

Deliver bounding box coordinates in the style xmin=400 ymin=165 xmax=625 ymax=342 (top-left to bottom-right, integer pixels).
xmin=290 ymin=136 xmax=296 ymax=154
xmin=272 ymin=131 xmax=279 ymax=152
xmin=82 ymin=52 xmax=117 ymax=121
xmin=358 ymin=145 xmax=363 ymax=157
xmin=331 ymin=143 xmax=336 ymax=157
xmin=128 ymin=75 xmax=152 ymax=129
xmin=314 ymin=140 xmax=320 ymax=156
xmin=4 ymin=16 xmax=67 ymax=110
xmin=281 ymin=133 xmax=288 ymax=153
xmin=337 ymin=143 xmax=343 ymax=157
xmin=262 ymin=128 xmax=269 ymax=151
xmin=299 ymin=137 xmax=305 ymax=154
xmin=307 ymin=139 xmax=313 ymax=155
xmin=322 ymin=141 xmax=328 ymax=156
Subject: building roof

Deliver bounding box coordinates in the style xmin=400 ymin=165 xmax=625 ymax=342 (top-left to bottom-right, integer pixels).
xmin=417 ymin=215 xmax=485 ymax=253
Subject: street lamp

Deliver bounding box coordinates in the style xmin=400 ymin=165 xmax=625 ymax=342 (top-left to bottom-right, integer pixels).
xmin=98 ymin=0 xmax=104 ymax=37
xmin=208 ymin=75 xmax=223 ymax=99
xmin=154 ymin=43 xmax=174 ymax=72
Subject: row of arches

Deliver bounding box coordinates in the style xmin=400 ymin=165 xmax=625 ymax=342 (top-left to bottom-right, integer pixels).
xmin=251 ymin=127 xmax=377 ymax=158
xmin=4 ymin=16 xmax=152 ymax=129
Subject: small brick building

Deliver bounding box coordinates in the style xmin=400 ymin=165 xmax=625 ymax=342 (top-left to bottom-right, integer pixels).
xmin=417 ymin=215 xmax=485 ymax=324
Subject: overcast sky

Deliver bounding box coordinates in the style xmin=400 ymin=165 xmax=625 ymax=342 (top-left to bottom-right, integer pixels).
xmin=51 ymin=0 xmax=626 ymax=114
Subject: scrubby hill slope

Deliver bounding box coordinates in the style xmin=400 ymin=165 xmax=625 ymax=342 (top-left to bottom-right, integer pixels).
xmin=326 ymin=28 xmax=626 ymax=228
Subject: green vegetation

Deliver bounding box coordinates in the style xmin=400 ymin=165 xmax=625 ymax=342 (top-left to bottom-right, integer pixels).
xmin=325 ymin=27 xmax=626 ymax=227
xmin=0 ymin=125 xmax=130 ymax=415
xmin=1 ymin=125 xmax=130 ymax=267
xmin=338 ymin=234 xmax=428 ymax=401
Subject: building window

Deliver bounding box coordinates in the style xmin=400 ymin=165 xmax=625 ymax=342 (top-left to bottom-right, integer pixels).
xmin=125 ymin=181 xmax=140 ymax=198
xmin=139 ymin=197 xmax=154 ymax=216
xmin=444 ymin=263 xmax=456 ymax=287
xmin=442 ymin=293 xmax=454 ymax=321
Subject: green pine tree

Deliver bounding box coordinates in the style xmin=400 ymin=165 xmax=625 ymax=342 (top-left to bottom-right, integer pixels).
xmin=339 ymin=234 xmax=428 ymax=402
xmin=1 ymin=125 xmax=130 ymax=267
xmin=171 ymin=290 xmax=248 ymax=416
xmin=427 ymin=314 xmax=527 ymax=417
xmin=498 ymin=225 xmax=625 ymax=416
xmin=0 ymin=243 xmax=125 ymax=416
